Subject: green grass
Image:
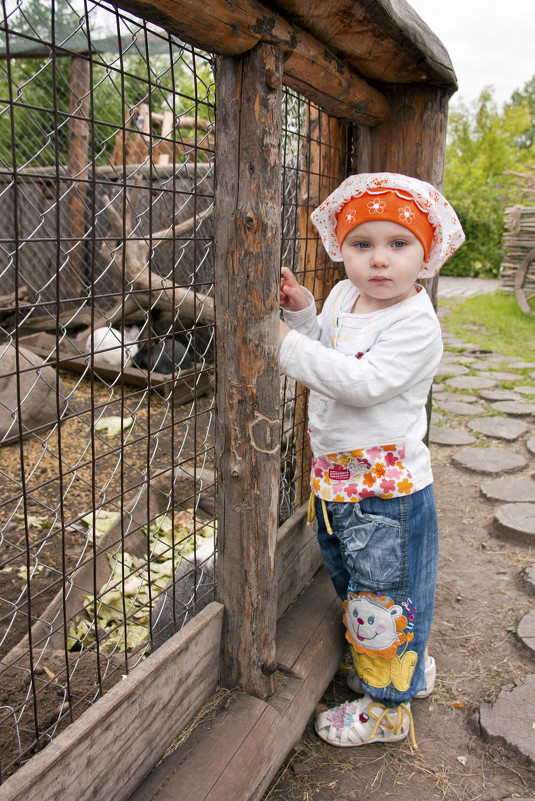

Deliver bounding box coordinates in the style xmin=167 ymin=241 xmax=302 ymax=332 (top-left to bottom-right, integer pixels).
xmin=440 ymin=292 xmax=535 ymax=361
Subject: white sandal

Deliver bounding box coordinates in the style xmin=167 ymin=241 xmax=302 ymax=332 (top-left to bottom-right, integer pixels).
xmin=346 ymin=656 xmax=436 ymax=699
xmin=315 ymin=694 xmax=417 ymax=749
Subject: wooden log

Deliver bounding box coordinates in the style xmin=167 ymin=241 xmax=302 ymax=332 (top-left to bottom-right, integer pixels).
xmin=114 ymin=0 xmax=387 ymax=125
xmin=293 ymin=108 xmax=347 ymax=505
xmin=354 ymin=82 xmax=450 ymax=441
xmin=213 ymin=42 xmax=283 ymax=697
xmin=250 ymin=0 xmax=457 ymax=88
xmin=0 ymin=603 xmax=224 ymax=801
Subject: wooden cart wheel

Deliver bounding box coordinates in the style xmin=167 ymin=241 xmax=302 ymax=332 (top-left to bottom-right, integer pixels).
xmin=515 ymin=247 xmax=535 ymax=315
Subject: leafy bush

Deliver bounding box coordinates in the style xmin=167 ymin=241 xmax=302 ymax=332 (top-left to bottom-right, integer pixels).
xmin=443 ymin=86 xmax=535 ymax=277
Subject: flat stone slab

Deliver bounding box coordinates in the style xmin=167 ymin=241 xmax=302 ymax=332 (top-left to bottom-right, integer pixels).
xmin=439 ymin=400 xmax=486 ymax=416
xmin=469 ymin=417 xmax=528 ymax=441
xmin=479 ymin=389 xmax=520 ymax=401
xmin=468 ymin=359 xmax=495 ymax=370
xmin=435 ymin=362 xmax=470 ymax=377
xmin=429 ymin=426 xmax=476 ymax=446
xmin=446 ymin=376 xmax=497 ymax=390
xmin=452 ymin=447 xmax=527 ymax=475
xmin=477 ymin=370 xmax=525 ymax=381
xmin=481 ymin=479 xmax=535 ymax=503
xmin=480 ymin=675 xmax=535 ymax=765
xmin=528 ymin=437 xmax=535 ymax=456
xmin=441 ymin=337 xmax=472 ymax=348
xmin=494 ymin=503 xmax=535 ymax=544
xmin=517 ymin=609 xmax=535 ymax=655
xmin=524 ymin=563 xmax=535 ymax=592
xmin=515 ymin=385 xmax=535 ymax=395
xmin=434 ymin=391 xmax=478 ymax=403
xmin=513 ymin=362 xmax=535 ymax=369
xmin=490 ymin=400 xmax=535 ymax=416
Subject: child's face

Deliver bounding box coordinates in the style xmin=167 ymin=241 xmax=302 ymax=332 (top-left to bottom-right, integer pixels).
xmin=341 ymin=220 xmax=426 ymax=312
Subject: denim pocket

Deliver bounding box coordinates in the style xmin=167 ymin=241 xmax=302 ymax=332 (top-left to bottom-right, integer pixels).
xmin=335 ymin=506 xmax=402 ymax=591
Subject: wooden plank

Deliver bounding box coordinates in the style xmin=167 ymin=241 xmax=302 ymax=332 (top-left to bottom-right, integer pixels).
xmin=114 ymin=0 xmax=387 ymax=124
xmin=0 ymin=603 xmax=224 ymax=801
xmin=213 ymin=43 xmax=283 ymax=697
xmin=16 ymin=332 xmax=213 ymax=404
xmin=275 ymin=567 xmax=344 ymax=677
xmin=127 ymin=567 xmax=345 ymax=801
xmin=275 ymin=504 xmax=323 ymax=618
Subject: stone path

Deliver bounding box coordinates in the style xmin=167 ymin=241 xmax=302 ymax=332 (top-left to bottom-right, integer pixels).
xmin=433 ymin=290 xmax=535 ymax=765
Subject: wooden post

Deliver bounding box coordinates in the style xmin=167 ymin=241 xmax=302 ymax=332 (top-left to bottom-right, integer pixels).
xmin=66 ymin=55 xmax=89 ymax=300
xmin=293 ymin=108 xmax=347 ymax=505
xmin=214 ymin=42 xmax=283 ymax=697
xmin=353 ymin=83 xmax=451 ymax=307
xmin=353 ymin=83 xmax=451 ymax=437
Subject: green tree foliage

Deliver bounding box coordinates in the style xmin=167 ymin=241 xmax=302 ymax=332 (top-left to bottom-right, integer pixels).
xmin=0 ymin=0 xmax=214 ymax=168
xmin=511 ymin=75 xmax=535 ymax=149
xmin=443 ymin=85 xmax=535 ymax=277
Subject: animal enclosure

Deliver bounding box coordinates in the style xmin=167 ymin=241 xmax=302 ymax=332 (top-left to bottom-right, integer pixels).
xmin=0 ymin=0 xmax=456 ymax=797
xmin=0 ymin=0 xmax=346 ymax=780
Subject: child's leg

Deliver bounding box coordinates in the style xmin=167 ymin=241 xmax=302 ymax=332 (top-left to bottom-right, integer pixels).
xmin=314 ymin=495 xmax=350 ymax=600
xmin=324 ymin=486 xmax=438 ymax=706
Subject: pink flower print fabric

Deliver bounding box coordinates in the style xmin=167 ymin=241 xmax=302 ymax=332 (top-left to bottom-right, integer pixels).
xmin=311 ymin=443 xmax=414 ymax=502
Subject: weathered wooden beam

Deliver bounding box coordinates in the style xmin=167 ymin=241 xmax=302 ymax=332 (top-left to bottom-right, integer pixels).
xmin=293 ymin=108 xmax=347 ymax=506
xmin=275 ymin=505 xmax=323 ymax=618
xmin=127 ymin=568 xmax=345 ymax=801
xmin=113 ymin=0 xmax=387 ymax=124
xmin=261 ymin=0 xmax=458 ymax=89
xmin=354 ymin=82 xmax=450 ymax=441
xmin=213 ymin=42 xmax=283 ymax=697
xmin=0 ymin=603 xmax=224 ymax=801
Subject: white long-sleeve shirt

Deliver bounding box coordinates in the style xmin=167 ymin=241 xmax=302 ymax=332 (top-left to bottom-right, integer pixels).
xmin=280 ymin=280 xmax=443 ymax=501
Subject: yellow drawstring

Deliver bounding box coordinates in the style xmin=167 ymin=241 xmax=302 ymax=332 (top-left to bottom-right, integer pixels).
xmin=321 ymin=498 xmax=333 ymax=535
xmin=306 ymin=492 xmax=333 ymax=535
xmin=307 ymin=491 xmax=315 ymax=526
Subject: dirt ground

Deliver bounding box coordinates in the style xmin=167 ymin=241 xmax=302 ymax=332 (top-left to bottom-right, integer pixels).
xmin=0 ymin=372 xmax=214 ymax=777
xmin=263 ymin=360 xmax=535 ymax=798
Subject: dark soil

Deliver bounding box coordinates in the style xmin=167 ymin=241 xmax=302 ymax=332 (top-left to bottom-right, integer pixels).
xmin=0 ymin=370 xmax=214 ymax=779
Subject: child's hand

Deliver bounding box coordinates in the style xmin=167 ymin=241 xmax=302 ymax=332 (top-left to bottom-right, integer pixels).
xmin=280 ymin=267 xmax=310 ymax=312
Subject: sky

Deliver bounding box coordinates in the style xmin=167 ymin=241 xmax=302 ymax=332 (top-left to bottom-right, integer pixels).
xmin=407 ymin=0 xmax=535 ymax=108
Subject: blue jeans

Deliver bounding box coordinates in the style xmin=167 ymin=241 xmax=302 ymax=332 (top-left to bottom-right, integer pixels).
xmin=315 ymin=485 xmax=438 ymax=706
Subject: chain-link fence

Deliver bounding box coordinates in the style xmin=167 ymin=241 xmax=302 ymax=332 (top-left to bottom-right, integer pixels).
xmin=0 ymin=0 xmax=348 ymax=783
xmin=0 ymin=0 xmax=217 ymax=779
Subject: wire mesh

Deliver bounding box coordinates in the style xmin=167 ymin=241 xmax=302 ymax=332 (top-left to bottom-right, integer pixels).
xmin=279 ymin=90 xmax=348 ymax=521
xmin=0 ymin=0 xmax=215 ymax=779
xmin=0 ymin=0 xmax=349 ymax=783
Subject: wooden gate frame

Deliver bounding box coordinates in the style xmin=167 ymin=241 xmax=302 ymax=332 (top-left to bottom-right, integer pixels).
xmin=0 ymin=1 xmax=457 ymax=799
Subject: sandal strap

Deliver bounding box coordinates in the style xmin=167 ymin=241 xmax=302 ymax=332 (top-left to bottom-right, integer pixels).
xmin=368 ymin=701 xmax=418 ymax=750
